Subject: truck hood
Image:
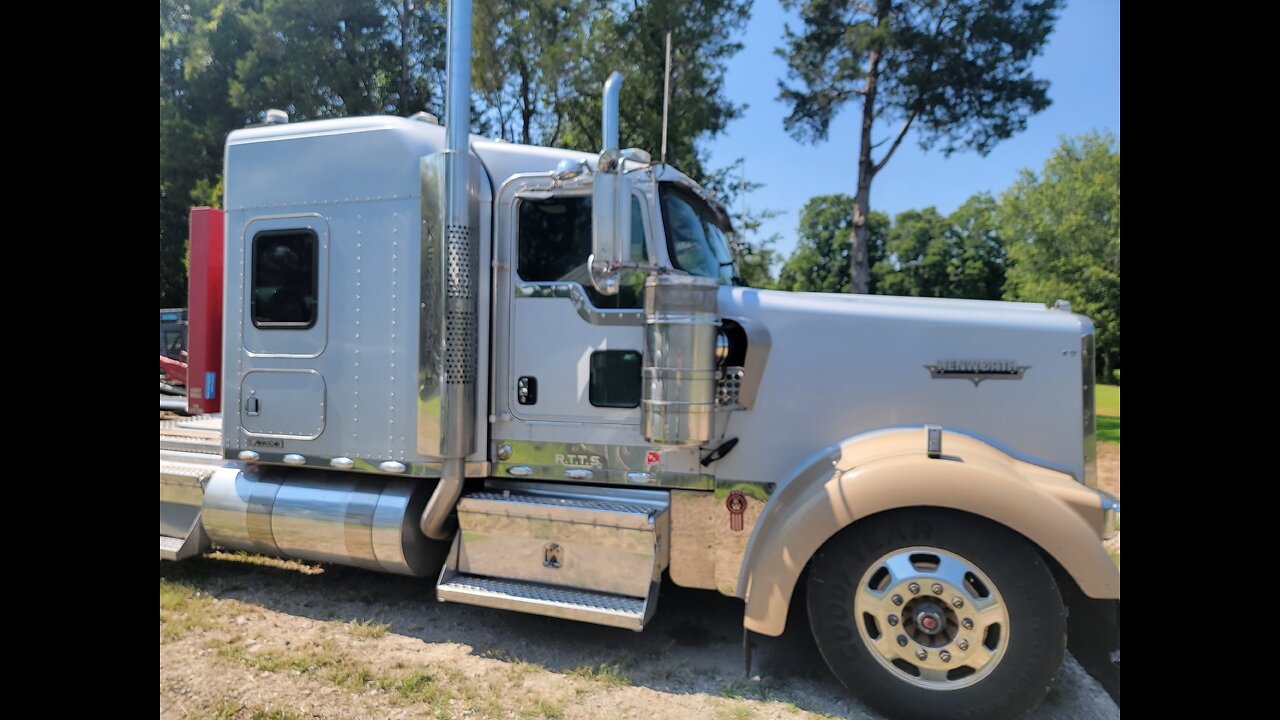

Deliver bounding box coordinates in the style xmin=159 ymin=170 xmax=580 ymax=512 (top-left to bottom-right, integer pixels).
xmin=713 ymin=287 xmax=1088 ymax=486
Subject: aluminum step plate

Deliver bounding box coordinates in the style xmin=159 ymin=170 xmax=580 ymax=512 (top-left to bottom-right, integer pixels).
xmin=437 ymin=572 xmax=649 ymax=631
xmin=462 ymin=491 xmax=660 ymax=516
xmin=159 ymin=535 xmax=184 ymax=560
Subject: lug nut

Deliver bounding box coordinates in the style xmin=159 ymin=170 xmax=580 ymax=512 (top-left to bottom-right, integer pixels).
xmin=962 ymin=618 xmax=974 ymax=630
xmin=888 ymin=614 xmax=899 ymax=627
xmin=892 ymin=594 xmax=904 ymax=606
xmin=931 ymin=583 xmax=943 ymax=595
xmin=916 ymin=649 xmax=928 ymax=661
xmin=952 ymin=596 xmax=964 ymax=609
xmin=908 ymin=582 xmax=921 ymax=594
xmin=940 ymin=651 xmax=951 ymax=663
xmin=957 ymin=639 xmax=969 ymax=651
xmin=897 ymin=635 xmax=908 ymax=647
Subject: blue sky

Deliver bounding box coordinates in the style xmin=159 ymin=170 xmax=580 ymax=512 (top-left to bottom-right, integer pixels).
xmin=702 ymin=0 xmax=1121 ymax=262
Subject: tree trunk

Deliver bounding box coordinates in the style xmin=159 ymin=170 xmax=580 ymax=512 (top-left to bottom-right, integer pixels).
xmin=851 ymin=3 xmax=888 ymax=294
xmin=519 ymin=55 xmax=533 ymax=145
xmin=851 ymin=45 xmax=880 ymax=295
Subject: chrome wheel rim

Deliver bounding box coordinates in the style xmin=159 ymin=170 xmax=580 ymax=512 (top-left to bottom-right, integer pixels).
xmin=853 ymin=546 xmax=1009 ymax=690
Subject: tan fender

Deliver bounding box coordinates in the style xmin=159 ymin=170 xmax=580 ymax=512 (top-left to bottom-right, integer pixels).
xmin=740 ymin=428 xmax=1119 ymax=637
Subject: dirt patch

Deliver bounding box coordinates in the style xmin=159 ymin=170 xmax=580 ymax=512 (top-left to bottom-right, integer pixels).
xmin=1097 ymin=444 xmax=1120 ymax=498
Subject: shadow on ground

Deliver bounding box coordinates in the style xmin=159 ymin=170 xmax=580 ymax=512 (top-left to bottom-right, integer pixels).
xmin=161 ymin=552 xmax=1117 ymax=720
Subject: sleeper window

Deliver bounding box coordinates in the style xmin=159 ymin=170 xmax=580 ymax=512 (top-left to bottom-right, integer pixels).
xmin=252 ymin=230 xmax=318 ymax=328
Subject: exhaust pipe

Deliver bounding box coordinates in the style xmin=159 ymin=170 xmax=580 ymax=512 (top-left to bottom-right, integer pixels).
xmin=603 ymin=71 xmax=622 ymax=152
xmin=421 ymin=0 xmax=475 ymax=541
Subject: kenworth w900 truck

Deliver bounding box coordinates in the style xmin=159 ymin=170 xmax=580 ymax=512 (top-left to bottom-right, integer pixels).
xmin=158 ymin=3 xmax=1119 ymax=718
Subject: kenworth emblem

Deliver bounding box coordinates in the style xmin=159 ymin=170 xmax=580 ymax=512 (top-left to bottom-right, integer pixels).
xmin=925 ymin=360 xmax=1030 ymax=386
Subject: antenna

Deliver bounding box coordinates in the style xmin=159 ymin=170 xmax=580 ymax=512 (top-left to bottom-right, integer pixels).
xmin=661 ymin=31 xmax=672 ymax=164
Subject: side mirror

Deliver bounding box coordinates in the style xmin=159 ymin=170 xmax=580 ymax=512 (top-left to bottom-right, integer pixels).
xmin=590 ymin=72 xmax=628 ymax=296
xmin=590 ymin=152 xmax=629 ymax=295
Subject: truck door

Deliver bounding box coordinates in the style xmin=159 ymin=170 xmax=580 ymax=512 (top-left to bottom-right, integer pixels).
xmin=237 ymin=215 xmax=329 ymax=440
xmin=495 ymin=178 xmax=651 ymax=438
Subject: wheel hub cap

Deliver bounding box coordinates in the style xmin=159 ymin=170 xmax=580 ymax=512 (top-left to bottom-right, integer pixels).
xmin=916 ymin=607 xmax=944 ymax=635
xmin=852 ymin=546 xmax=1010 ymax=690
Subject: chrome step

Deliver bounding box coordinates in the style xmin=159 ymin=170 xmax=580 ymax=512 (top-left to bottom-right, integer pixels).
xmin=437 ymin=569 xmax=654 ymax=631
xmin=159 ymin=429 xmax=222 ymax=456
xmin=160 ymin=462 xmax=215 ymax=561
xmin=159 ymin=526 xmax=209 ymax=561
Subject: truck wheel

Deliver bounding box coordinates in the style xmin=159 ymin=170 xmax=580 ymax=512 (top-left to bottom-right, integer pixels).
xmin=806 ymin=510 xmax=1065 ymax=720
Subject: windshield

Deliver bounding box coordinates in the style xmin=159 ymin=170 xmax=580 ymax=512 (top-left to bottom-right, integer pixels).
xmin=660 ymin=183 xmax=736 ymax=284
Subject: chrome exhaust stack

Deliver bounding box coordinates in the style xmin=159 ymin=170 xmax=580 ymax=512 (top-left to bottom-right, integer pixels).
xmin=419 ymin=0 xmax=476 ymax=541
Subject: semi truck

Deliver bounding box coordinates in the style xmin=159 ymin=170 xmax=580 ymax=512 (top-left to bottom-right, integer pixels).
xmin=158 ymin=3 xmax=1119 ymax=718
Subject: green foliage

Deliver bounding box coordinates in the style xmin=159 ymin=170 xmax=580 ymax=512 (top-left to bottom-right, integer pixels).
xmin=776 ymin=0 xmax=1059 ymax=291
xmin=775 ymin=195 xmax=888 ymax=293
xmin=703 ymin=160 xmax=783 ymax=288
xmin=231 ymin=0 xmax=394 ymax=120
xmin=160 ymin=0 xmax=254 ymax=305
xmin=778 ymin=0 xmax=1059 ymax=154
xmin=1002 ymin=132 xmax=1120 ymax=381
xmin=732 ymin=233 xmax=781 ymax=289
xmin=474 ymin=0 xmax=589 ymax=145
xmin=875 ymin=193 xmax=1005 ymax=299
xmin=556 ymin=0 xmax=752 ymax=182
xmin=161 ymin=1 xmax=753 ymax=306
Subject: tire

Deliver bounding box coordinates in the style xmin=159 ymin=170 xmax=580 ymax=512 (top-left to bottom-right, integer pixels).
xmin=806 ymin=509 xmax=1066 ymax=720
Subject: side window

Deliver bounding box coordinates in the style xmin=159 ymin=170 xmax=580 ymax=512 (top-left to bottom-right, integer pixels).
xmin=252 ymin=230 xmax=318 ymax=328
xmin=589 ymin=350 xmax=642 ymax=407
xmin=517 ymin=195 xmax=649 ymax=309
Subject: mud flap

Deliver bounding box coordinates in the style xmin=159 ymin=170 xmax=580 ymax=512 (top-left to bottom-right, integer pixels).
xmin=1067 ymin=596 xmax=1120 ymax=705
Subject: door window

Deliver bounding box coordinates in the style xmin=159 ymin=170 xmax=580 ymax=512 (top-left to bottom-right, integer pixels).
xmin=517 ymin=196 xmax=648 ymax=309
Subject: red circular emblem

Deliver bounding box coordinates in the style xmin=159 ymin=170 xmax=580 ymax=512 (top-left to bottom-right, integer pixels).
xmin=726 ymin=492 xmax=748 ymax=513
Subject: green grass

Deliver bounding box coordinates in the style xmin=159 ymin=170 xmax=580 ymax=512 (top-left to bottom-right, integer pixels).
xmin=391 ymin=670 xmax=452 ymax=709
xmin=212 ymin=635 xmax=462 ymax=713
xmin=250 ymin=711 xmax=304 ymax=720
xmin=184 ymin=702 xmax=302 ymax=720
xmin=715 ymin=705 xmax=756 ymax=720
xmin=1095 ymin=384 xmax=1119 ymax=445
xmin=160 ymin=577 xmax=230 ymax=641
xmin=344 ymin=618 xmax=390 ymax=640
xmin=519 ymin=699 xmax=565 ymax=719
xmin=1096 ymin=384 xmax=1120 ymax=417
xmin=568 ymin=662 xmax=630 ymax=687
xmin=1097 ymin=416 xmax=1120 ymax=444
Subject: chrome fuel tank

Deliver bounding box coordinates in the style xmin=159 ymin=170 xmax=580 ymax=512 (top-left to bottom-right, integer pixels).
xmin=203 ymin=465 xmax=440 ymax=576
